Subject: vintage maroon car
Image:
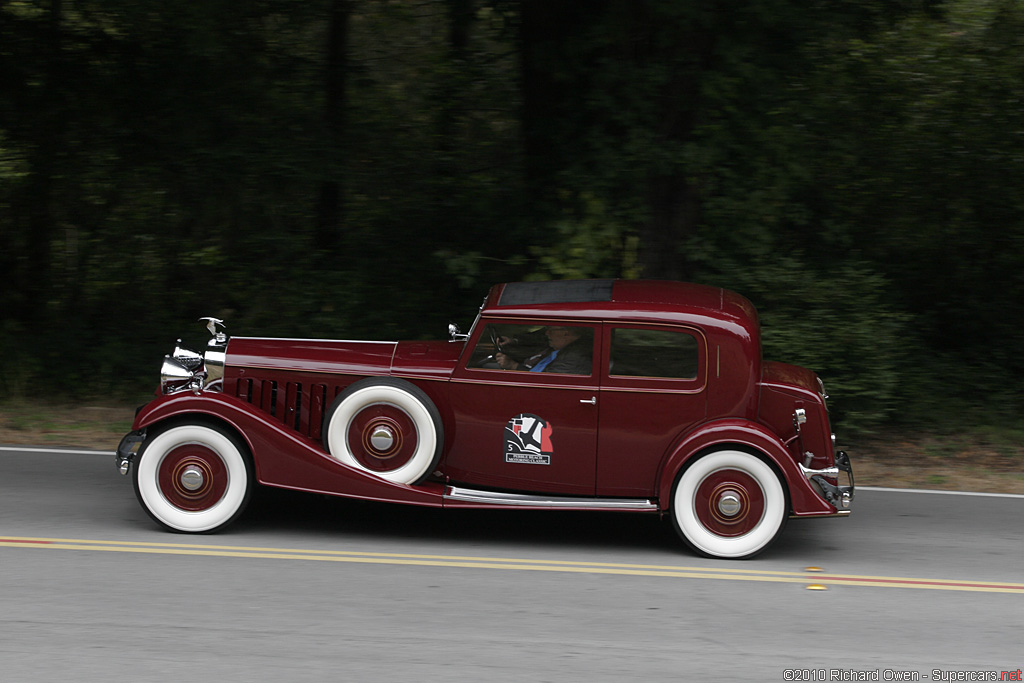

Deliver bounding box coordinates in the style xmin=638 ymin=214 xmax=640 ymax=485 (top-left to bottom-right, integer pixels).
xmin=117 ymin=279 xmax=853 ymax=558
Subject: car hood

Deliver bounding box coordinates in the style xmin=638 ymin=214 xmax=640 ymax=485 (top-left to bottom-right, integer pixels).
xmin=227 ymin=337 xmax=398 ymax=376
xmin=226 ymin=337 xmax=461 ymax=379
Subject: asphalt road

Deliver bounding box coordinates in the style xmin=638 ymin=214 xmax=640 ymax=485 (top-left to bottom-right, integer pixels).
xmin=1 ymin=445 xmax=1021 ymax=682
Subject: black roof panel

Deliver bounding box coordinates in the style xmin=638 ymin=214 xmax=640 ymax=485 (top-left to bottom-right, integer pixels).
xmin=497 ymin=280 xmax=614 ymax=306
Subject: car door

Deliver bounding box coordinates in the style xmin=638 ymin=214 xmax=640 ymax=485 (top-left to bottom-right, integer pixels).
xmin=596 ymin=324 xmax=708 ymax=497
xmin=446 ymin=319 xmax=601 ymax=495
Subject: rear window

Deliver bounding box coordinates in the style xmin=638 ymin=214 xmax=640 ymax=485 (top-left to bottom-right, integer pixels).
xmin=610 ymin=328 xmax=699 ymax=379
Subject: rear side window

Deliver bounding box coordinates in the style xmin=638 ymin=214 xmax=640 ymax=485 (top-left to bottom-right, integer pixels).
xmin=610 ymin=328 xmax=699 ymax=379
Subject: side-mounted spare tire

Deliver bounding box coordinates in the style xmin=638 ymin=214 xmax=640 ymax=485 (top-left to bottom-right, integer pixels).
xmin=322 ymin=377 xmax=444 ymax=485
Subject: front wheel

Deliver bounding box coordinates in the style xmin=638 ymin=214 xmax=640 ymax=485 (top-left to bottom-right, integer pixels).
xmin=670 ymin=449 xmax=787 ymax=559
xmin=133 ymin=423 xmax=253 ymax=533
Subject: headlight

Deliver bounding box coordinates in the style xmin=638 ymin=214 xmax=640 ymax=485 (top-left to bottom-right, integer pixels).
xmin=161 ymin=318 xmax=229 ymax=394
xmin=160 ymin=355 xmax=197 ymax=394
xmin=172 ymin=340 xmax=203 ymax=371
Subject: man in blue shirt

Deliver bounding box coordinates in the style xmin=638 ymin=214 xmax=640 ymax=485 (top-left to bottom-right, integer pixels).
xmin=495 ymin=326 xmax=592 ymax=375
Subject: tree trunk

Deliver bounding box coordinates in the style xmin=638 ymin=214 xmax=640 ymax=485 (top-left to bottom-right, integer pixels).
xmin=634 ymin=10 xmax=714 ymax=282
xmin=315 ymin=0 xmax=351 ymax=252
xmin=21 ymin=0 xmax=64 ymax=322
xmin=447 ymin=0 xmax=473 ymax=58
xmin=639 ymin=174 xmax=699 ymax=281
xmin=436 ymin=0 xmax=474 ymax=158
xmin=518 ymin=0 xmax=596 ymax=217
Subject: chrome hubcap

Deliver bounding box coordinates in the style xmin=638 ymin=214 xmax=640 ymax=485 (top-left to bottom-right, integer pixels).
xmin=717 ymin=490 xmax=742 ymax=517
xmin=180 ymin=465 xmax=205 ymax=492
xmin=369 ymin=426 xmax=395 ymax=452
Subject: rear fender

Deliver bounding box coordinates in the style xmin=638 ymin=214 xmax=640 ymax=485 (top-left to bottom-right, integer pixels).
xmin=658 ymin=418 xmax=834 ymax=516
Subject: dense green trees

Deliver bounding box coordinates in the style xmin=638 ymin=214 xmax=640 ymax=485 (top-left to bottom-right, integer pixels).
xmin=1 ymin=0 xmax=1021 ymax=432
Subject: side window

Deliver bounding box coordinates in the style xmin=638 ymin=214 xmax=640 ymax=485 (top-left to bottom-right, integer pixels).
xmin=469 ymin=323 xmax=595 ymax=376
xmin=610 ymin=328 xmax=699 ymax=379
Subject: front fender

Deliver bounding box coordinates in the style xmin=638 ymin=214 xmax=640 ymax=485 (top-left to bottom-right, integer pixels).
xmin=131 ymin=391 xmax=445 ymax=507
xmin=657 ymin=418 xmax=835 ymax=516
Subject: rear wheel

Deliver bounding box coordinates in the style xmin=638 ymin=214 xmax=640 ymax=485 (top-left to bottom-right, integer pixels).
xmin=133 ymin=423 xmax=253 ymax=533
xmin=670 ymin=449 xmax=787 ymax=559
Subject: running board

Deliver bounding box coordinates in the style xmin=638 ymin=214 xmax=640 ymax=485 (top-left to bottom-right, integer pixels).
xmin=444 ymin=486 xmax=659 ymax=512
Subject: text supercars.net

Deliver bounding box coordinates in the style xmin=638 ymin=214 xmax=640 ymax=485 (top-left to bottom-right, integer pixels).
xmin=783 ymin=669 xmax=1022 ymax=682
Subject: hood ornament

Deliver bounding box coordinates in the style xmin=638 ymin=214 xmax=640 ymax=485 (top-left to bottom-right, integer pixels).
xmin=199 ymin=317 xmax=227 ymax=345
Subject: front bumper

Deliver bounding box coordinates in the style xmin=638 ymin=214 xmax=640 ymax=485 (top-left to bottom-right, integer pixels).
xmin=115 ymin=429 xmax=146 ymax=475
xmin=799 ymin=450 xmax=855 ymax=511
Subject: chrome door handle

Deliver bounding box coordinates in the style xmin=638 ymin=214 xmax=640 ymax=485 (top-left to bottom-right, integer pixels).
xmin=580 ymin=396 xmax=596 ymax=405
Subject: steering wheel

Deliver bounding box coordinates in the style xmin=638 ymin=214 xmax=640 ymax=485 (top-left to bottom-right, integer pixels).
xmin=474 ymin=328 xmax=504 ymax=369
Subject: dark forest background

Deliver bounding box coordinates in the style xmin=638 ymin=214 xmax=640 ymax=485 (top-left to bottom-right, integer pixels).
xmin=1 ymin=0 xmax=1022 ymax=435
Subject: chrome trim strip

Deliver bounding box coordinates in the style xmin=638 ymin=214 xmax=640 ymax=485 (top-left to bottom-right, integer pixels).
xmin=596 ymin=385 xmax=706 ymax=396
xmin=217 ymin=367 xmax=449 ymax=382
xmin=389 ymin=374 xmax=448 ymax=383
xmin=445 ymin=486 xmax=658 ymax=511
xmin=230 ymin=363 xmax=394 ymax=375
xmin=789 ymin=509 xmax=851 ymax=519
xmin=449 ymin=378 xmax=597 ymax=391
xmin=231 ymin=337 xmax=399 ymax=344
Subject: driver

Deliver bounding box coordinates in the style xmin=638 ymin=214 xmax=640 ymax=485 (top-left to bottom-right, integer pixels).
xmin=496 ymin=326 xmax=591 ymax=375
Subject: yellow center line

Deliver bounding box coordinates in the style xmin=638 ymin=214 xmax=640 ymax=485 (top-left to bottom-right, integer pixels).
xmin=2 ymin=536 xmax=1021 ymax=594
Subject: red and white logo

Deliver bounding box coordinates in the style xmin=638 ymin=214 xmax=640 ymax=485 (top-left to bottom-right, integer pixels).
xmin=504 ymin=414 xmax=553 ymax=465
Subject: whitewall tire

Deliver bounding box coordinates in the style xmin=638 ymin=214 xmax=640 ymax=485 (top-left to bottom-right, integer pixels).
xmin=323 ymin=377 xmax=443 ymax=485
xmin=671 ymin=449 xmax=787 ymax=559
xmin=133 ymin=423 xmax=253 ymax=533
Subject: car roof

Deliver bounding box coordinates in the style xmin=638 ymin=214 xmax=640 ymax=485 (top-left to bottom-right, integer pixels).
xmin=483 ymin=279 xmax=759 ymax=329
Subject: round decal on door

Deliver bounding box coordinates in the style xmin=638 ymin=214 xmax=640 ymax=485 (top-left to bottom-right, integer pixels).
xmin=504 ymin=414 xmax=553 ymax=465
